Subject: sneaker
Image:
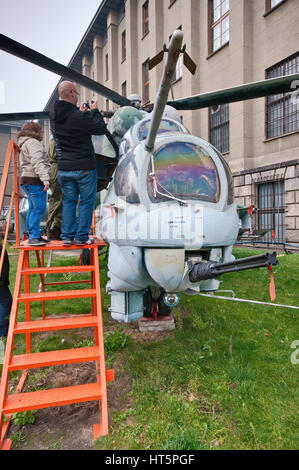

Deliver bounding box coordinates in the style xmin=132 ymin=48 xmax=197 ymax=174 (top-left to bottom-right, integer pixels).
xmin=63 ymin=240 xmax=74 ymax=246
xmin=74 ymin=238 xmax=94 ymax=246
xmin=28 ymin=238 xmax=46 ymax=246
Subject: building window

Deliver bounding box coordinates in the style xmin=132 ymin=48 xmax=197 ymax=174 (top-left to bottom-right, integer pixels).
xmin=266 ymin=52 xmax=299 ymax=139
xmin=209 ymin=103 xmax=229 ymax=153
xmin=105 ymin=54 xmax=109 ymax=81
xmin=142 ymin=1 xmax=149 ymax=37
xmin=142 ymin=60 xmax=150 ymax=104
xmin=122 ymin=81 xmax=127 ymax=98
xmin=209 ymin=0 xmax=230 ymax=54
xmin=258 ymin=180 xmax=285 ymax=242
xmin=121 ymin=30 xmax=126 ymax=61
xmin=266 ymin=0 xmax=285 ymax=12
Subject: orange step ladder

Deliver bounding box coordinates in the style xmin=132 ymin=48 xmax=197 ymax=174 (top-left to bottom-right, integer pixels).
xmin=0 ymin=240 xmax=113 ymax=450
xmin=0 ymin=141 xmax=113 ymax=450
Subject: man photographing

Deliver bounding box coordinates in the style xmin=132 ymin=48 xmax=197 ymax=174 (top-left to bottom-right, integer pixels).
xmin=50 ymin=80 xmax=107 ymax=245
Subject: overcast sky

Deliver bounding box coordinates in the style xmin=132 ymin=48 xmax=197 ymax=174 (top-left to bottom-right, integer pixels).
xmin=0 ymin=0 xmax=101 ymax=114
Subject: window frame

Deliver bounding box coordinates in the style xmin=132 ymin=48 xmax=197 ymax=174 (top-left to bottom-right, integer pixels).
xmin=265 ymin=52 xmax=299 ymax=140
xmin=257 ymin=180 xmax=285 ymax=243
xmin=209 ymin=103 xmax=230 ymax=154
xmin=142 ymin=0 xmax=149 ymax=38
xmin=208 ymin=0 xmax=230 ymax=55
xmin=121 ymin=30 xmax=126 ymax=62
xmin=265 ymin=0 xmax=287 ymax=14
xmin=105 ymin=53 xmax=109 ymax=81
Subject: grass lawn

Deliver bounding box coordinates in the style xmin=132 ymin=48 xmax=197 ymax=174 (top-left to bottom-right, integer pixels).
xmin=1 ymin=245 xmax=298 ymax=450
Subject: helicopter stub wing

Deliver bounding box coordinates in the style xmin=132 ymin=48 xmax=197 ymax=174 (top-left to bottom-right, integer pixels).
xmin=0 ymin=33 xmax=130 ymax=107
xmin=0 ymin=109 xmax=114 ymax=122
xmin=0 ymin=111 xmax=50 ymax=122
xmin=168 ymin=73 xmax=299 ymax=110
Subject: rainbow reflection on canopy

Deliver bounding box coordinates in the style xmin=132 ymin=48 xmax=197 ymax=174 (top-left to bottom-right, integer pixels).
xmin=148 ymin=141 xmax=220 ymax=202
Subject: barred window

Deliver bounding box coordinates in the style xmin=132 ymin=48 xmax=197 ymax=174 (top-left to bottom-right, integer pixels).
xmin=209 ymin=103 xmax=229 ymax=154
xmin=142 ymin=60 xmax=150 ymax=104
xmin=209 ymin=0 xmax=230 ymax=54
xmin=258 ymin=181 xmax=285 ymax=242
xmin=266 ymin=52 xmax=299 ymax=139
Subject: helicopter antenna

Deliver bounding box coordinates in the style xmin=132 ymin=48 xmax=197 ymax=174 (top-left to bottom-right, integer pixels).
xmin=145 ymin=29 xmax=184 ymax=152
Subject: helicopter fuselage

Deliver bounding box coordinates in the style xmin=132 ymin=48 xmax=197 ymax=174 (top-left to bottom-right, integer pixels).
xmin=96 ymin=119 xmax=239 ymax=314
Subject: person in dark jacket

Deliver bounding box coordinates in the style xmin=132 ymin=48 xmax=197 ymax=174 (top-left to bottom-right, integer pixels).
xmin=0 ymin=238 xmax=12 ymax=337
xmin=50 ymin=80 xmax=108 ymax=246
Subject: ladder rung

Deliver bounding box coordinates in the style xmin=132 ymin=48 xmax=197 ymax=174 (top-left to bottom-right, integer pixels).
xmin=14 ymin=315 xmax=98 ymax=334
xmin=8 ymin=347 xmax=100 ymax=371
xmin=3 ymin=383 xmax=102 ymax=413
xmin=19 ymin=289 xmax=97 ymax=302
xmin=21 ymin=265 xmax=95 ymax=275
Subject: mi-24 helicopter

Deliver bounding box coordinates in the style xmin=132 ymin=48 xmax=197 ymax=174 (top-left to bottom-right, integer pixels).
xmin=1 ymin=30 xmax=298 ymax=323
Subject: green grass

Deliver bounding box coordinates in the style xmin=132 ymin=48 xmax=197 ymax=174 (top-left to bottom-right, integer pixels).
xmin=96 ymin=248 xmax=299 ymax=450
xmin=1 ymin=246 xmax=298 ymax=450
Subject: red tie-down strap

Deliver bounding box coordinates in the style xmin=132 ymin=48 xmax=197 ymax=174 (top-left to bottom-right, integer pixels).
xmin=268 ymin=266 xmax=276 ymax=301
xmin=248 ymin=204 xmax=254 ymax=215
xmin=271 ymin=230 xmax=275 ymax=240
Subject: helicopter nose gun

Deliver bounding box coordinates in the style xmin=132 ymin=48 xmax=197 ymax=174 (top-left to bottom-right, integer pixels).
xmin=189 ymin=251 xmax=278 ymax=282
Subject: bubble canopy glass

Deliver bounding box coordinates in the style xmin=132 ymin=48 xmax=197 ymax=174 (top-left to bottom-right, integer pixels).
xmin=137 ymin=119 xmax=183 ymax=140
xmin=148 ymin=141 xmax=220 ymax=203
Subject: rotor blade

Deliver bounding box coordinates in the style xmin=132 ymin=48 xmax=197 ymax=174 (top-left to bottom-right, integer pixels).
xmin=183 ymin=51 xmax=196 ymax=75
xmin=0 ymin=111 xmax=50 ymax=122
xmin=168 ymin=73 xmax=299 ymax=110
xmin=0 ymin=33 xmax=130 ymax=107
xmin=149 ymin=50 xmax=164 ymax=71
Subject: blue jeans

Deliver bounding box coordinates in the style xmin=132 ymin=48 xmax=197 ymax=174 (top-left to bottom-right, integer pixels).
xmin=21 ymin=184 xmax=47 ymax=239
xmin=0 ymin=287 xmax=12 ymax=337
xmin=58 ymin=169 xmax=97 ymax=242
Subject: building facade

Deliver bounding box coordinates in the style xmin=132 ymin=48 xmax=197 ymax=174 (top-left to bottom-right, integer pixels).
xmin=45 ymin=0 xmax=299 ymax=243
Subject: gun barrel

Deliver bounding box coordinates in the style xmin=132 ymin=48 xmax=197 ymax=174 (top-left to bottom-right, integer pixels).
xmin=145 ymin=30 xmax=183 ymax=152
xmin=189 ymin=251 xmax=278 ymax=282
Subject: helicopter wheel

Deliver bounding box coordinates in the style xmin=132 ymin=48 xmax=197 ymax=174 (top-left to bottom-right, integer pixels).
xmin=143 ymin=288 xmax=171 ymax=317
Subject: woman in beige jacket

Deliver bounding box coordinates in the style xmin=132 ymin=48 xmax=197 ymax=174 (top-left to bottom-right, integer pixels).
xmin=18 ymin=122 xmax=50 ymax=246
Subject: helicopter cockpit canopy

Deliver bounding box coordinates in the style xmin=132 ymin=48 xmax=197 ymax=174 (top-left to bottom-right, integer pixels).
xmin=119 ymin=117 xmax=189 ymax=158
xmin=148 ymin=141 xmax=220 ymax=203
xmin=114 ymin=135 xmax=235 ymax=207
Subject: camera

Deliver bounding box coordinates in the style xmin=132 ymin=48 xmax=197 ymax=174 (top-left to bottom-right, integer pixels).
xmin=83 ymin=100 xmax=94 ymax=109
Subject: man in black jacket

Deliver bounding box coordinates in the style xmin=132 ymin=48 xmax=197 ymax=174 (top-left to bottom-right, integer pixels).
xmin=0 ymin=239 xmax=12 ymax=337
xmin=50 ymin=80 xmax=107 ymax=245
